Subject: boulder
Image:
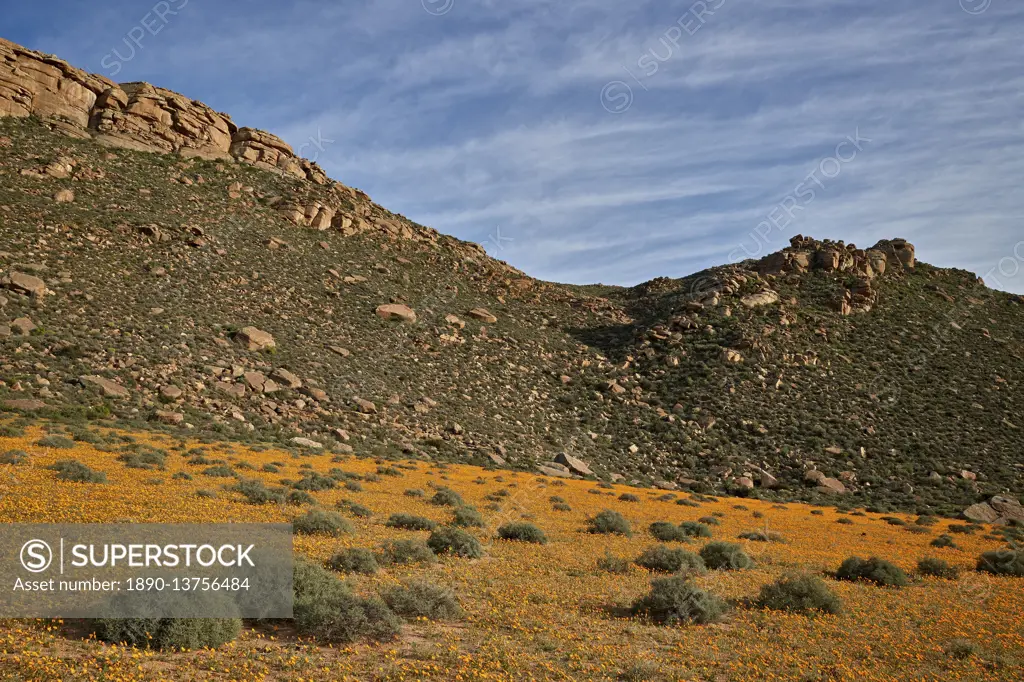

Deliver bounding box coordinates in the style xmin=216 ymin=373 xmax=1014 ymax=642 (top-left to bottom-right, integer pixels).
xmin=735 ymin=476 xmax=755 ymax=490
xmin=289 ymin=437 xmax=323 ymax=450
xmin=236 ymin=326 xmax=276 ymax=351
xmin=376 ymin=304 xmax=417 ymax=323
xmin=740 ymin=290 xmax=779 ymax=308
xmin=270 ymin=368 xmax=302 ymax=389
xmin=963 ymin=496 xmax=1024 ymax=525
xmin=1 ymin=398 xmax=46 ymax=411
xmin=153 ymin=410 xmax=184 ymax=425
xmin=11 ymin=317 xmax=37 ymax=335
xmin=652 ymin=480 xmax=679 ymax=491
xmin=353 ymin=397 xmax=377 ymax=414
xmin=467 ymin=308 xmax=498 ymax=323
xmin=760 ymin=472 xmax=779 ymax=489
xmin=79 ymin=375 xmax=129 ymax=398
xmin=537 ymin=464 xmax=573 ymax=478
xmin=815 ymin=477 xmax=847 ymax=495
xmin=555 ymin=452 xmax=593 ymax=476
xmin=2 ymin=271 xmax=48 ymax=297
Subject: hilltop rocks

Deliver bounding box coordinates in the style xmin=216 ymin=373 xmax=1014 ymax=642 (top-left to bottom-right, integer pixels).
xmin=758 ymin=235 xmax=915 ymax=281
xmin=376 ymin=304 xmax=416 ymax=323
xmin=235 ymin=326 xmax=276 ymax=352
xmin=740 ymin=290 xmax=779 ymax=308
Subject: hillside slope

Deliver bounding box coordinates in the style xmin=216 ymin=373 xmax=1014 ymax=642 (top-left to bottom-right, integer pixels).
xmin=1 ymin=37 xmax=1022 ymax=517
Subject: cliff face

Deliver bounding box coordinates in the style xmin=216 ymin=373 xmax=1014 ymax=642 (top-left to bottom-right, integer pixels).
xmin=0 ymin=37 xmax=424 ymax=238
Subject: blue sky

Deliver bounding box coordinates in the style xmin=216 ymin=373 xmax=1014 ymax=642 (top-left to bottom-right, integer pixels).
xmin=5 ymin=0 xmax=1024 ymax=292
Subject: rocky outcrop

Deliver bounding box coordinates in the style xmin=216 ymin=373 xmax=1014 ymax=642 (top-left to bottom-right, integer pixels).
xmin=963 ymin=496 xmax=1024 ymax=525
xmin=758 ymin=235 xmax=915 ymax=282
xmin=0 ymin=37 xmax=445 ymax=246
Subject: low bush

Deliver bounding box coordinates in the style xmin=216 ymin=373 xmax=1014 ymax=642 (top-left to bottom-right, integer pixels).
xmin=404 ymin=488 xmax=425 ymax=498
xmin=698 ymin=516 xmax=720 ymax=526
xmin=635 ymin=546 xmax=704 ymax=574
xmin=976 ymin=548 xmax=1024 ymax=576
xmin=757 ymin=574 xmax=842 ymax=615
xmin=385 ymin=513 xmax=437 ymax=531
xmin=94 ymin=617 xmax=241 ymax=649
xmin=48 ymin=460 xmax=106 ymax=484
xmin=649 ymin=521 xmax=689 ymax=542
xmin=427 ymin=526 xmax=483 ymax=558
xmin=597 ymin=552 xmax=632 ymax=574
xmin=0 ymin=450 xmax=27 ymax=465
xmin=328 ymin=548 xmax=379 ymax=575
xmin=36 ymin=435 xmax=75 ymax=449
xmin=587 ymin=510 xmax=632 ymax=537
xmin=292 ymin=560 xmax=400 ymax=643
xmin=287 ymin=490 xmax=316 ymax=506
xmin=202 ymin=465 xmax=235 ymax=478
xmin=917 ymin=557 xmax=960 ymax=579
xmin=630 ymin=576 xmax=729 ymax=625
xmin=376 ymin=539 xmax=436 ymax=566
xmin=338 ymin=501 xmax=373 ymax=518
xmin=293 ymin=509 xmax=353 ymax=537
xmin=234 ymin=478 xmax=285 ymax=505
xmin=497 ymin=522 xmax=547 ymax=544
xmin=930 ymin=534 xmax=959 ymax=549
xmin=381 ymin=580 xmax=463 ymax=620
xmin=700 ymin=542 xmax=754 ymax=570
xmin=836 ymin=556 xmax=908 ymax=587
xmin=679 ymin=521 xmax=713 ymax=538
xmin=452 ymin=506 xmax=485 ymax=528
xmin=430 ymin=487 xmax=464 ymax=507
xmin=553 ymin=502 xmax=572 ymax=512
xmin=293 ymin=471 xmax=336 ymax=491
xmin=619 ymin=493 xmax=641 ymax=503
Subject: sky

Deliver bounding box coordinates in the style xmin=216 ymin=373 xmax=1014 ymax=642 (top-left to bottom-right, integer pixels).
xmin=4 ymin=0 xmax=1024 ymax=292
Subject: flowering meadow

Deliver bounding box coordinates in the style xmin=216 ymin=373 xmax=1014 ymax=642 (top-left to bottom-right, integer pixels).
xmin=0 ymin=422 xmax=1021 ymax=681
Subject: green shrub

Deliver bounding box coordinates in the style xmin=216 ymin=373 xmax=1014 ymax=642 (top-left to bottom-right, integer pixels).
xmin=381 ymin=580 xmax=463 ymax=620
xmin=0 ymin=450 xmax=27 ymax=465
xmin=328 ymin=548 xmax=379 ymax=575
xmin=930 ymin=534 xmax=959 ymax=549
xmin=343 ymin=480 xmax=363 ymax=492
xmin=117 ymin=449 xmax=166 ymax=470
xmin=700 ymin=542 xmax=754 ymax=570
xmin=619 ymin=493 xmax=641 ymax=503
xmin=93 ymin=617 xmax=241 ymax=649
xmin=430 ymin=487 xmax=463 ymax=507
xmin=630 ymin=576 xmax=729 ymax=625
xmin=918 ymin=557 xmax=960 ymax=579
xmin=385 ymin=513 xmax=437 ymax=531
xmin=427 ymin=526 xmax=483 ymax=558
xmin=202 ymin=465 xmax=235 ymax=478
xmin=649 ymin=521 xmax=689 ymax=542
xmin=48 ymin=460 xmax=106 ymax=484
xmin=497 ymin=522 xmax=547 ymax=544
xmin=680 ymin=521 xmax=713 ymax=538
xmin=947 ymin=524 xmax=979 ymax=535
xmin=587 ymin=510 xmax=632 ymax=537
xmin=171 ymin=471 xmax=192 ymax=481
xmin=976 ymin=548 xmax=1024 ymax=576
xmin=287 ymin=490 xmax=316 ymax=506
xmin=234 ymin=478 xmax=285 ymax=505
xmin=36 ymin=435 xmax=75 ymax=449
xmin=452 ymin=506 xmax=485 ymax=528
xmin=261 ymin=463 xmax=280 ymax=473
xmin=339 ymin=501 xmax=373 ymax=518
xmin=376 ymin=539 xmax=436 ymax=566
xmin=698 ymin=516 xmax=720 ymax=526
xmin=836 ymin=518 xmax=855 ymax=525
xmin=836 ymin=556 xmax=908 ymax=587
xmin=293 ymin=509 xmax=353 ymax=537
xmin=553 ymin=502 xmax=572 ymax=512
xmin=404 ymin=488 xmax=425 ymax=498
xmin=597 ymin=551 xmax=632 ymax=574
xmin=945 ymin=639 xmax=979 ymax=660
xmin=635 ymin=546 xmax=705 ymax=574
xmin=292 ymin=559 xmax=400 ymax=643
xmin=293 ymin=471 xmax=336 ymax=491
xmin=757 ymin=574 xmax=842 ymax=615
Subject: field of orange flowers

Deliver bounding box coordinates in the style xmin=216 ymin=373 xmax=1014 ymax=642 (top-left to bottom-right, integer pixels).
xmin=0 ymin=420 xmax=1021 ymax=681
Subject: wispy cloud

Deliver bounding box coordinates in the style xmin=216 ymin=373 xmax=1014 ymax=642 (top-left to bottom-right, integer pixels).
xmin=13 ymin=0 xmax=1024 ymax=292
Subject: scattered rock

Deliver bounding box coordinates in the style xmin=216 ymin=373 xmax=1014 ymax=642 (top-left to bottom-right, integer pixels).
xmin=963 ymin=496 xmax=1024 ymax=525
xmin=467 ymin=308 xmax=498 ymax=323
xmin=2 ymin=398 xmax=46 ymax=411
xmin=153 ymin=410 xmax=184 ymax=425
xmin=269 ymin=368 xmax=302 ymax=389
xmin=11 ymin=317 xmax=37 ymax=335
xmin=537 ymin=463 xmax=573 ymax=478
xmin=554 ymin=452 xmax=593 ymax=476
xmin=2 ymin=271 xmax=48 ymax=297
xmin=53 ymin=189 xmax=75 ymax=203
xmin=760 ymin=472 xmax=779 ymax=488
xmin=79 ymin=375 xmax=129 ymax=398
xmin=735 ymin=476 xmax=755 ymax=490
xmin=236 ymin=326 xmax=276 ymax=352
xmin=290 ymin=437 xmax=323 ymax=449
xmin=353 ymin=397 xmax=377 ymax=414
xmin=376 ymin=304 xmax=417 ymax=323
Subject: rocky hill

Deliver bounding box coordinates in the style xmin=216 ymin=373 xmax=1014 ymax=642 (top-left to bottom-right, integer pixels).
xmin=1 ymin=37 xmax=1022 ymax=517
